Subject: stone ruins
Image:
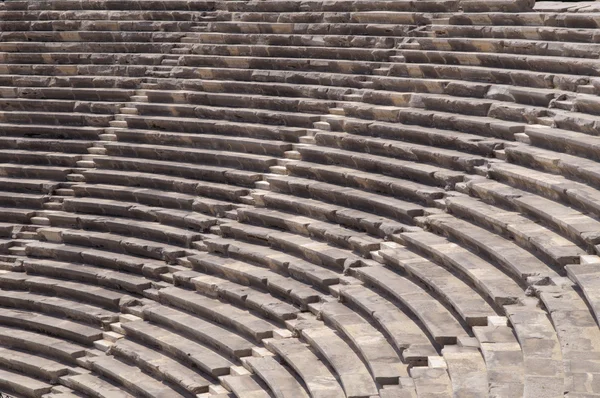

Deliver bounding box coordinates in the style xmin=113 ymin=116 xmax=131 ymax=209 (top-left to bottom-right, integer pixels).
xmin=0 ymin=0 xmax=599 ymax=396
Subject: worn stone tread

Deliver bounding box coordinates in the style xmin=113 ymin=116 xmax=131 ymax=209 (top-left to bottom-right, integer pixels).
xmin=425 ymin=212 xmax=560 ymax=281
xmin=0 ymin=289 xmax=119 ymax=327
xmin=0 ymin=366 xmax=53 ymax=398
xmin=378 ymin=243 xmax=497 ymax=326
xmin=0 ymin=307 xmax=103 ymax=345
xmin=202 ymin=235 xmax=339 ymax=291
xmin=1 ymin=2 xmax=599 ymax=397
xmin=264 ymin=337 xmax=345 ymax=398
xmin=244 ymin=355 xmax=310 ymax=398
xmin=120 ymin=319 xmax=233 ymax=378
xmin=110 ymin=338 xmax=212 ymax=394
xmin=446 ymin=194 xmax=585 ymax=267
xmin=220 ymin=374 xmax=272 ymax=398
xmin=316 ymin=300 xmax=409 ymax=384
xmin=0 ymin=325 xmax=86 ymax=364
xmin=142 ymin=303 xmax=255 ymax=359
xmin=399 ymin=229 xmax=526 ymax=307
xmin=300 ymin=326 xmax=379 ymax=398
xmin=336 ymin=284 xmax=437 ymax=366
xmin=158 ymin=286 xmax=277 ymax=342
xmin=354 ymin=265 xmax=468 ymax=345
xmin=88 ymin=355 xmax=187 ymax=398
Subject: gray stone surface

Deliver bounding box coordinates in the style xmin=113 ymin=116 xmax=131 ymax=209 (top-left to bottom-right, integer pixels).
xmin=120 ymin=320 xmax=233 ymax=378
xmin=378 ymin=243 xmax=496 ymax=326
xmin=87 ymin=355 xmax=187 ymax=398
xmin=142 ymin=303 xmax=255 ymax=359
xmin=473 ymin=319 xmax=525 ymax=398
xmin=220 ymin=374 xmax=272 ymax=398
xmin=1 ymin=0 xmax=600 ymax=396
xmin=61 ymin=373 xmax=135 ymax=398
xmin=337 ymin=284 xmax=437 ymax=366
xmin=354 ymin=264 xmax=468 ymax=345
xmin=301 ymin=326 xmax=379 ymax=398
xmin=110 ymin=338 xmax=212 ymax=394
xmin=243 ymin=356 xmax=310 ymax=398
xmin=264 ymin=337 xmax=345 ymax=398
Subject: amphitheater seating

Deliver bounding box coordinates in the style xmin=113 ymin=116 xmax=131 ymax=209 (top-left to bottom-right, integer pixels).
xmin=264 ymin=337 xmax=346 ymax=398
xmin=377 ymin=242 xmax=497 ymax=326
xmin=299 ymin=321 xmax=379 ymax=397
xmin=473 ymin=317 xmax=525 ymax=398
xmin=3 ymin=0 xmax=600 ymax=396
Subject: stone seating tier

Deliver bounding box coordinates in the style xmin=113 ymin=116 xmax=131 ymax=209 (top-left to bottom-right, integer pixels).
xmin=2 ymin=0 xmax=600 ymax=396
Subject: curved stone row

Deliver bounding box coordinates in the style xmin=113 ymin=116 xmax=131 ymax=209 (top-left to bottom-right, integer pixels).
xmin=0 ymin=0 xmax=600 ymax=397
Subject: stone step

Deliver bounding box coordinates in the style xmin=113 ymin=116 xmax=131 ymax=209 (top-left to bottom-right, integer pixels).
xmin=236 ymin=206 xmax=381 ymax=256
xmin=25 ymin=239 xmax=168 ymax=276
xmin=378 ymin=243 xmax=497 ymax=326
xmin=63 ymin=197 xmax=217 ymax=232
xmin=263 ymin=337 xmax=345 ymax=398
xmin=400 ymin=49 xmax=598 ymax=78
xmin=113 ymin=128 xmax=293 ymax=157
xmin=255 ymin=189 xmax=414 ymax=240
xmin=22 ymin=255 xmax=154 ymax=295
xmin=0 ymin=136 xmax=94 ymax=154
xmin=142 ymin=304 xmax=255 ymax=360
xmin=0 ymin=366 xmax=53 ymax=398
xmin=353 ymin=264 xmax=468 ymax=345
xmin=120 ymin=320 xmax=233 ymax=378
xmin=182 ymin=43 xmax=398 ymax=62
xmin=142 ymin=90 xmax=337 ymax=114
xmin=417 ymin=32 xmax=600 ymax=56
xmin=73 ymin=180 xmax=239 ymax=218
xmin=335 ymin=284 xmax=436 ymax=366
xmin=0 ymin=270 xmax=127 ymax=311
xmin=243 ymin=355 xmax=310 ymax=398
xmin=504 ymin=303 xmax=566 ymax=398
xmin=297 ymin=144 xmax=466 ymax=188
xmin=410 ymin=366 xmax=453 ymax=398
xmin=424 ymin=213 xmax=559 ymax=283
xmin=565 ymin=262 xmax=600 ymax=326
xmin=442 ymin=345 xmax=488 ymax=397
xmin=473 ymin=317 xmax=524 ymax=398
xmin=87 ymin=355 xmax=186 ymax=397
xmin=0 ymin=109 xmax=113 ymax=127
xmin=0 ymin=325 xmax=85 ymax=364
xmin=110 ymin=338 xmax=212 ymax=395
xmin=0 ymin=345 xmax=71 ymax=384
xmin=222 ymin=220 xmax=363 ymax=271
xmin=534 ymin=282 xmax=600 ymax=396
xmin=42 ymin=210 xmax=205 ymax=248
xmin=299 ymin=324 xmax=379 ymax=397
xmin=158 ymin=286 xmax=277 ymax=343
xmin=61 ymin=373 xmax=135 ymax=398
xmin=392 ymin=60 xmax=580 ymax=93
xmin=521 ymin=124 xmax=600 ymax=163
xmin=0 ymin=306 xmax=103 ymax=346
xmin=220 ymin=374 xmax=271 ymax=398
xmin=0 ymin=289 xmax=119 ymax=327
xmin=202 ymin=235 xmax=339 ymax=291
xmin=314 ymin=300 xmax=408 ymax=384
xmin=266 ymin=174 xmax=425 ymax=225
xmin=398 ymin=229 xmax=526 ymax=307
xmin=445 ymin=195 xmax=585 ymax=267
xmin=181 ymin=271 xmax=301 ymax=322
xmin=124 ymin=104 xmax=322 ymax=130
xmin=488 ymin=162 xmax=600 ymax=236
xmin=465 ymin=177 xmax=600 ymax=253
xmin=103 ymin=141 xmax=278 ymax=172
